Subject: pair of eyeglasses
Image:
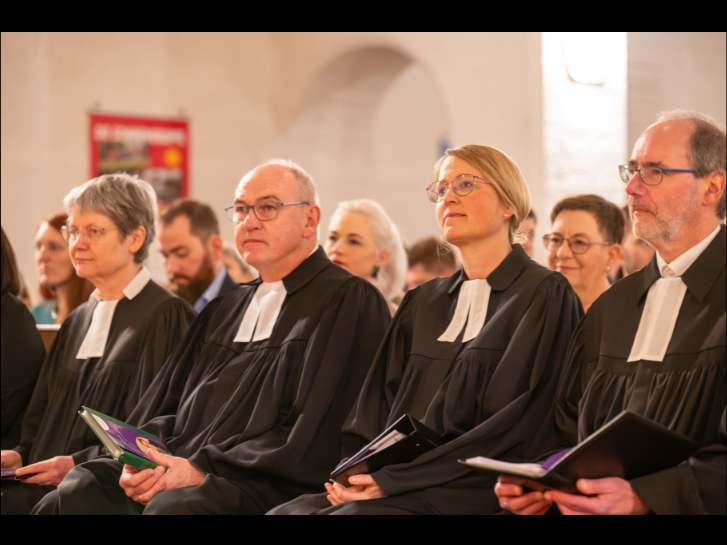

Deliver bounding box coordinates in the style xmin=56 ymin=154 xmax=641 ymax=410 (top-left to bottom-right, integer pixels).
xmin=224 ymin=199 xmax=310 ymax=224
xmin=542 ymin=234 xmax=610 ymax=255
xmin=618 ymin=164 xmax=697 ymax=186
xmin=61 ymin=224 xmax=117 ymax=243
xmin=425 ymin=174 xmax=489 ymax=203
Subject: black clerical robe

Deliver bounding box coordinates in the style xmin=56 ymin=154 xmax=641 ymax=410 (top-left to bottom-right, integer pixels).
xmin=272 ymin=244 xmax=583 ymax=515
xmin=1 ymin=292 xmax=45 ymax=450
xmin=1 ymin=281 xmax=194 ymax=514
xmin=37 ymin=247 xmax=391 ymax=515
xmin=553 ymin=226 xmax=726 ymax=514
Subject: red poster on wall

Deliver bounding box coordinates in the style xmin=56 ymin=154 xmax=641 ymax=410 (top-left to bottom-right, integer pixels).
xmin=89 ymin=113 xmax=189 ymax=206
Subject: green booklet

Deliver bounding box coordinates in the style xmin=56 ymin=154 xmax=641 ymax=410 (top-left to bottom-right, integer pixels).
xmin=78 ymin=406 xmax=170 ymax=470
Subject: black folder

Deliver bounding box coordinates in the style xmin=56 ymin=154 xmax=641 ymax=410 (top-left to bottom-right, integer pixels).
xmin=330 ymin=414 xmax=443 ymax=485
xmin=459 ymin=410 xmax=699 ymax=492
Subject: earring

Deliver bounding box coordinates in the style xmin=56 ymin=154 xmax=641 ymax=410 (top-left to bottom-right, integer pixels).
xmin=372 ymin=265 xmax=380 ymax=279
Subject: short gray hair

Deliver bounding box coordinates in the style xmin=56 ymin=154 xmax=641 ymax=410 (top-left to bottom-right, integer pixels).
xmin=657 ymin=110 xmax=726 ymax=218
xmin=63 ymin=173 xmax=158 ymax=263
xmin=330 ymin=199 xmax=407 ymax=304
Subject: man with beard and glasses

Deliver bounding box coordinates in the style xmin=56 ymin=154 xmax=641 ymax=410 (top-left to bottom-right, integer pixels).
xmin=159 ymin=199 xmax=238 ymax=313
xmin=495 ymin=110 xmax=726 ymax=515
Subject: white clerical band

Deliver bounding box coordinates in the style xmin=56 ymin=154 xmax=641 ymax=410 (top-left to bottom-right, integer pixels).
xmin=627 ymin=273 xmax=687 ymax=363
xmin=76 ymin=267 xmax=151 ymax=359
xmin=76 ymin=300 xmax=120 ymax=359
xmin=234 ymin=281 xmax=287 ymax=343
xmin=438 ymin=279 xmax=491 ymax=343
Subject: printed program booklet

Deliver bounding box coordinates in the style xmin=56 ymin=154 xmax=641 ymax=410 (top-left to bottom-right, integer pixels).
xmin=459 ymin=410 xmax=698 ymax=492
xmin=78 ymin=406 xmax=170 ymax=470
xmin=330 ymin=413 xmax=443 ymax=485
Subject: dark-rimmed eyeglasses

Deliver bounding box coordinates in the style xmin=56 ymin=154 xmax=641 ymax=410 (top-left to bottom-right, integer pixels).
xmin=618 ymin=163 xmax=697 ymax=186
xmin=542 ymin=234 xmax=611 ymax=255
xmin=426 ymin=174 xmax=489 ymax=203
xmin=224 ymin=199 xmax=310 ymax=224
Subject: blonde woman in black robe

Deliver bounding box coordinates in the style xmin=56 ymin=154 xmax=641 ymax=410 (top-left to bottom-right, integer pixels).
xmin=271 ymin=144 xmax=582 ymax=515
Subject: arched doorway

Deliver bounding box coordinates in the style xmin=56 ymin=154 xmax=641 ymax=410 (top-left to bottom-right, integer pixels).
xmin=266 ymin=46 xmax=450 ymax=245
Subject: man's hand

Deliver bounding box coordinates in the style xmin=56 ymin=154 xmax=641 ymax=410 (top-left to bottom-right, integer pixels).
xmin=494 ymin=476 xmax=552 ymax=515
xmin=147 ymin=449 xmax=206 ymax=490
xmin=119 ymin=449 xmax=207 ymax=505
xmin=15 ymin=456 xmax=75 ymax=486
xmin=119 ymin=464 xmax=167 ymax=505
xmin=545 ymin=477 xmax=650 ymax=515
xmin=324 ymin=474 xmax=385 ymax=506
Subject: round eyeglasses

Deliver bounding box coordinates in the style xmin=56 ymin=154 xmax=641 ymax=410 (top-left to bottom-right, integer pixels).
xmin=426 ymin=174 xmax=489 ymax=203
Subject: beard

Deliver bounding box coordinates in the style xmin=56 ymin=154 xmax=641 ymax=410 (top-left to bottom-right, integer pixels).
xmin=631 ymin=187 xmax=700 ymax=245
xmin=169 ymin=254 xmax=217 ymax=305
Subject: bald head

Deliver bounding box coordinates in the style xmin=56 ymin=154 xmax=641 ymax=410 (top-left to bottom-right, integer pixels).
xmin=238 ymin=160 xmax=319 ymax=206
xmin=635 ymin=120 xmax=693 ymax=170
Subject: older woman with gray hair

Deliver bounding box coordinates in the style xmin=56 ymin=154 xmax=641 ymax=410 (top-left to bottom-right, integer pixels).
xmin=325 ymin=198 xmax=407 ymax=313
xmin=0 ymin=174 xmax=195 ymax=514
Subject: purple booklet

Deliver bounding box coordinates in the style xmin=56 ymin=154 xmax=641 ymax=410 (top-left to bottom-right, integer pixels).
xmin=78 ymin=406 xmax=169 ymax=470
xmin=2 ymin=468 xmax=41 ymax=480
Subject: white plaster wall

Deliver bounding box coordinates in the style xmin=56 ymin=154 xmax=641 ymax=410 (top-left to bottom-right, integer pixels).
xmin=264 ymin=33 xmax=543 ymax=246
xmin=2 ymin=32 xmax=724 ymax=304
xmin=628 ymin=32 xmax=726 ymax=149
xmin=2 ymin=32 xmax=277 ymax=302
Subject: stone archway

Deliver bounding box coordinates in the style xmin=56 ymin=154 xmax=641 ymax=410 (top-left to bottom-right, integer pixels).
xmin=266 ymin=45 xmax=450 ymax=245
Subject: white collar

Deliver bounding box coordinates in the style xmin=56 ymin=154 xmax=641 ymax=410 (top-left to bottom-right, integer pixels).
xmin=655 ymin=225 xmax=721 ymax=277
xmin=438 ymin=278 xmax=491 ymax=343
xmin=233 ymin=281 xmax=287 ymax=343
xmin=91 ymin=267 xmax=151 ymax=302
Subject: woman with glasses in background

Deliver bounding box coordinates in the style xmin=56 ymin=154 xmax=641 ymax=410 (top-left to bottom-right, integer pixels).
xmin=270 ymin=144 xmax=582 ymax=515
xmin=1 ymin=174 xmax=195 ymax=514
xmin=544 ymin=194 xmax=625 ymax=312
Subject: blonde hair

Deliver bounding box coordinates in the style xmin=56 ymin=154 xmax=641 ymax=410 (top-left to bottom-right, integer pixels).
xmin=329 ymin=199 xmax=407 ymax=305
xmin=434 ymin=145 xmax=531 ymax=243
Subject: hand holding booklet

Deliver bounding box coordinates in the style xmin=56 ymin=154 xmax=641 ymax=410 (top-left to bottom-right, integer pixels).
xmin=78 ymin=406 xmax=170 ymax=470
xmin=330 ymin=414 xmax=442 ymax=485
xmin=459 ymin=411 xmax=698 ymax=492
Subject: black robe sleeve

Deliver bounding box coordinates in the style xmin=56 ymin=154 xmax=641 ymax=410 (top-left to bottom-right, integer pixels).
xmin=12 ymin=314 xmax=70 ymax=463
xmin=340 ymin=289 xmax=416 ymax=457
xmin=630 ymin=406 xmax=726 ymax=514
xmin=128 ymin=296 xmax=227 ymax=438
xmin=1 ymin=292 xmax=45 ymax=450
xmin=551 ymin=318 xmax=588 ymax=449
